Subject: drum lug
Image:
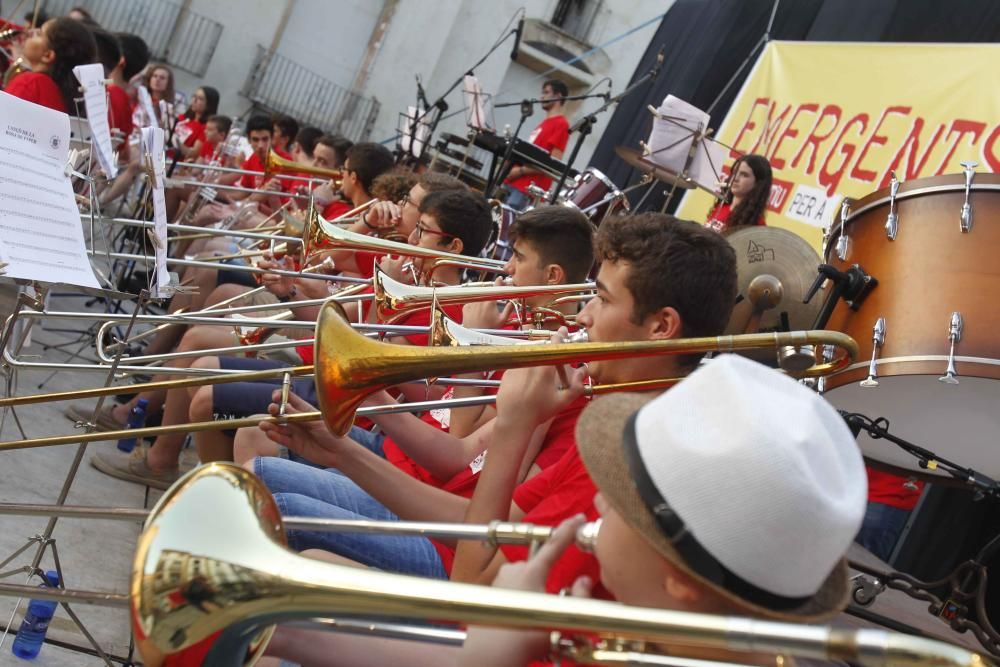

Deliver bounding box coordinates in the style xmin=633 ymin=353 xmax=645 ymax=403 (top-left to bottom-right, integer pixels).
xmin=860 ymin=317 xmax=886 ymax=387
xmin=836 ymin=200 xmax=851 ymax=260
xmin=938 ymin=311 xmax=963 ymax=384
xmin=816 ymin=345 xmax=835 ymax=393
xmin=959 ymin=161 xmax=977 ymax=233
xmin=885 ymin=172 xmax=900 ymax=240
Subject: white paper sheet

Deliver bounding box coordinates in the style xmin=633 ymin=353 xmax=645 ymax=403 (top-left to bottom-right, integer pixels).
xmin=399 ymin=106 xmax=431 ymax=158
xmin=72 ymin=63 xmax=118 ymax=178
xmin=140 ymin=126 xmax=171 ymax=298
xmin=136 ymin=85 xmax=159 ymax=130
xmin=645 ymin=95 xmax=725 ymax=191
xmin=0 ymin=92 xmax=100 ymax=288
xmin=463 ymin=75 xmax=493 ymax=131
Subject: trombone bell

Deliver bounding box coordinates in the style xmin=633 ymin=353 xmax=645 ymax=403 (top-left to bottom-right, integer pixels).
xmin=265 ymin=150 xmax=343 ymax=186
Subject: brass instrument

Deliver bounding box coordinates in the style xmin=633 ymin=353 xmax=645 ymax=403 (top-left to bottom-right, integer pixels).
xmin=373 ymin=266 xmax=594 ymax=323
xmin=0 ymin=303 xmax=857 ymax=449
xmin=129 ymin=462 xmax=988 ymax=667
xmin=314 ymin=302 xmax=857 ymax=436
xmin=306 ymin=209 xmax=507 ymax=277
xmin=265 ymin=150 xmax=343 ymax=188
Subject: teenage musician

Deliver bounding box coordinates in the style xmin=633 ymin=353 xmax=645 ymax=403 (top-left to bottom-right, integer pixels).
xmin=706 ymin=154 xmax=772 ymax=233
xmin=3 ymin=17 xmax=96 ymax=113
xmin=502 ymin=79 xmax=570 ymax=211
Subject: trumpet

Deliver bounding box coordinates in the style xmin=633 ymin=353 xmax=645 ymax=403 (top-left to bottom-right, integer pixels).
xmin=127 ymin=462 xmax=986 ymax=667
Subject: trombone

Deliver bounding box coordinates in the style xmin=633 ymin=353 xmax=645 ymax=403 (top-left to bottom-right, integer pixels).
xmin=124 ymin=462 xmax=987 ymax=667
xmin=0 ymin=303 xmax=858 ymax=449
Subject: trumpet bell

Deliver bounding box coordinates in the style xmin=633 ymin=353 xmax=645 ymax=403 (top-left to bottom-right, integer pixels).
xmin=131 ymin=463 xmax=282 ymax=667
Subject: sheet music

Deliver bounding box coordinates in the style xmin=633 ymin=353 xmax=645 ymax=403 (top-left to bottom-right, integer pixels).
xmin=72 ymin=63 xmax=118 ymax=178
xmin=136 ymin=85 xmax=159 ymax=129
xmin=140 ymin=127 xmax=171 ymax=298
xmin=0 ymin=92 xmax=100 ymax=288
xmin=645 ymin=95 xmax=724 ymax=190
xmin=463 ymin=75 xmax=493 ymax=131
xmin=399 ymin=106 xmax=430 ymax=158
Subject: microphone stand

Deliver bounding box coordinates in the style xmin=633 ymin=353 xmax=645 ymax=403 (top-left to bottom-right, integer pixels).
xmin=548 ymin=47 xmax=666 ymax=203
xmin=409 ymin=19 xmax=522 ymax=163
xmin=487 ymin=92 xmax=610 ymax=198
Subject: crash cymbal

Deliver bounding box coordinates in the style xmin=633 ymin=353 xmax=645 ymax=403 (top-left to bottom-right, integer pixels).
xmin=723 ymin=226 xmax=822 ymax=334
xmin=614 ymin=145 xmax=696 ymax=189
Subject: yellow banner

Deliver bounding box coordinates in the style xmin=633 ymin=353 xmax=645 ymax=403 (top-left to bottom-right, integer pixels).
xmin=675 ymin=41 xmax=1000 ymax=251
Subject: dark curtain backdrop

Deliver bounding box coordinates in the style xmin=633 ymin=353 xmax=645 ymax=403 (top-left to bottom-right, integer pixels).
xmin=588 ymin=0 xmax=1000 ymax=631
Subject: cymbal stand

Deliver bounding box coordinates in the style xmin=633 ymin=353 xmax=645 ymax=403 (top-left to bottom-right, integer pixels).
xmin=549 ymin=46 xmax=666 ymax=204
xmin=840 ymin=412 xmax=1000 ymax=658
xmin=0 ymin=289 xmax=150 ymax=666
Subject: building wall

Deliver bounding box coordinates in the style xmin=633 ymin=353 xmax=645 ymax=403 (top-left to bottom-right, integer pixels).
xmin=165 ymin=0 xmax=668 ymax=170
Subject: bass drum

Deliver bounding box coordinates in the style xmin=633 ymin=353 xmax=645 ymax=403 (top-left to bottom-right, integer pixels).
xmin=820 ymin=172 xmax=1000 ymax=479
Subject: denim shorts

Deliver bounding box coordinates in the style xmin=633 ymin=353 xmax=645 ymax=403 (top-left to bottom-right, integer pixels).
xmin=213 ymin=357 xmax=318 ymax=435
xmin=256 ymin=456 xmax=446 ymax=578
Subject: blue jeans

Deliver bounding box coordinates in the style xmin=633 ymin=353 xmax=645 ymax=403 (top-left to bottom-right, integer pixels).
xmin=282 ymin=425 xmax=385 ymax=468
xmin=855 ymin=501 xmax=910 ymax=562
xmin=502 ymin=185 xmax=530 ymax=211
xmin=256 ymin=456 xmax=447 ymax=578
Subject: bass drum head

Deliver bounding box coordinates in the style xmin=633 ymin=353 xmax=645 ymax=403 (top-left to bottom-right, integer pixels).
xmin=824 ymin=375 xmax=1000 ymax=480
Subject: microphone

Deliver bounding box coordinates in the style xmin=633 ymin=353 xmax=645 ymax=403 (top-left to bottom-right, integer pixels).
xmin=603 ymin=78 xmax=613 ymax=102
xmin=837 ymin=410 xmax=865 ymax=439
xmin=416 ymin=75 xmax=429 ymax=110
xmin=650 ymin=46 xmax=666 ymax=77
xmin=510 ymin=15 xmax=525 ymax=60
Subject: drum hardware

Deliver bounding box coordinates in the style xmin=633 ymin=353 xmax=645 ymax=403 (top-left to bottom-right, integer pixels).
xmin=850 ymin=572 xmax=886 ymax=607
xmin=804 ymin=263 xmax=878 ymax=330
xmin=836 ymin=200 xmax=851 ymax=261
xmin=939 ymin=312 xmax=964 ymax=384
xmin=886 ymin=173 xmax=901 ymax=240
xmin=860 ymin=317 xmax=887 ymax=387
xmin=960 ymin=161 xmax=977 ymax=232
xmin=848 ymin=532 xmax=1000 ymax=658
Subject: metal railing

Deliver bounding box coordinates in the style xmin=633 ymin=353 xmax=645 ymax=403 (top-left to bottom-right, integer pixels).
xmin=40 ymin=0 xmax=222 ymax=76
xmin=242 ymin=45 xmax=381 ymax=141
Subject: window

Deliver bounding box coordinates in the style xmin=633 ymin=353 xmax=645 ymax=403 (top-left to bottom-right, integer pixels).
xmin=550 ymin=0 xmax=602 ymax=42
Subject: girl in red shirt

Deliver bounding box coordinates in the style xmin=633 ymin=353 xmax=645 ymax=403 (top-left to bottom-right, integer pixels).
xmin=706 ymin=153 xmax=772 ymax=233
xmin=174 ymin=86 xmax=219 ymax=159
xmin=3 ymin=17 xmax=97 ymax=114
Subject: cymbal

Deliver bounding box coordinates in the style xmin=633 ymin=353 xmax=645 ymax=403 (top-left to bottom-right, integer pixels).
xmin=614 ymin=145 xmax=696 ymax=189
xmin=723 ymin=226 xmax=822 ymax=335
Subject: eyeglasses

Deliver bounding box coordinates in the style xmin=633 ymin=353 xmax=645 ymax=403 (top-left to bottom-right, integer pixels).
xmin=400 ymin=193 xmax=414 ymax=207
xmin=415 ymin=222 xmax=454 ymax=242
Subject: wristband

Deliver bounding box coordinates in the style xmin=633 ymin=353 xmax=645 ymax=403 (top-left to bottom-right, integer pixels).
xmin=278 ymin=286 xmax=298 ymax=303
xmin=361 ymin=211 xmax=377 ymax=231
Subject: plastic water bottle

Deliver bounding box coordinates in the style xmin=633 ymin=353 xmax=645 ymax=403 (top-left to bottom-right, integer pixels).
xmin=11 ymin=570 xmax=60 ymax=660
xmin=117 ymin=398 xmax=149 ymax=453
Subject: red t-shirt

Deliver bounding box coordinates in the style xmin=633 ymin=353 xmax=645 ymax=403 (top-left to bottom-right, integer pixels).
xmin=706 ymin=202 xmax=766 ymax=233
xmin=430 ymin=397 xmax=591 ymax=576
xmin=198 ymin=138 xmax=219 ymax=160
xmin=4 ymin=72 xmax=66 ymax=113
xmin=174 ymin=115 xmax=206 ymax=148
xmin=866 ymin=467 xmax=924 ymax=511
xmin=322 ymin=199 xmax=353 ymax=220
xmin=505 ymin=114 xmax=569 ymax=194
xmin=107 ymin=84 xmax=133 ymax=139
xmin=499 ymin=444 xmax=612 ymax=599
xmin=238 ymin=147 xmax=291 ymax=189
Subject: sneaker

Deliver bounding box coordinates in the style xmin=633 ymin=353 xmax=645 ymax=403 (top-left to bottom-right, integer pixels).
xmin=90 ymin=446 xmax=180 ymax=491
xmin=65 ymin=404 xmax=124 ymax=432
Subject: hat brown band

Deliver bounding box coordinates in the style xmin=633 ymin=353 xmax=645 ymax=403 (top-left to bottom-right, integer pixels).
xmin=621 ymin=412 xmax=812 ymax=611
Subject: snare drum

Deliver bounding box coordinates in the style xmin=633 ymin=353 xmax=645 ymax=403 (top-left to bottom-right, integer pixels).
xmin=820 ymin=172 xmax=1000 ymax=479
xmin=559 ymin=167 xmax=629 ymax=225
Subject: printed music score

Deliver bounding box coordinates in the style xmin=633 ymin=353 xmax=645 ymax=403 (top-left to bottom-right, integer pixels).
xmin=0 ymin=92 xmax=100 ymax=288
xmin=72 ymin=63 xmax=118 ymax=178
xmin=140 ymin=126 xmax=171 ymax=297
